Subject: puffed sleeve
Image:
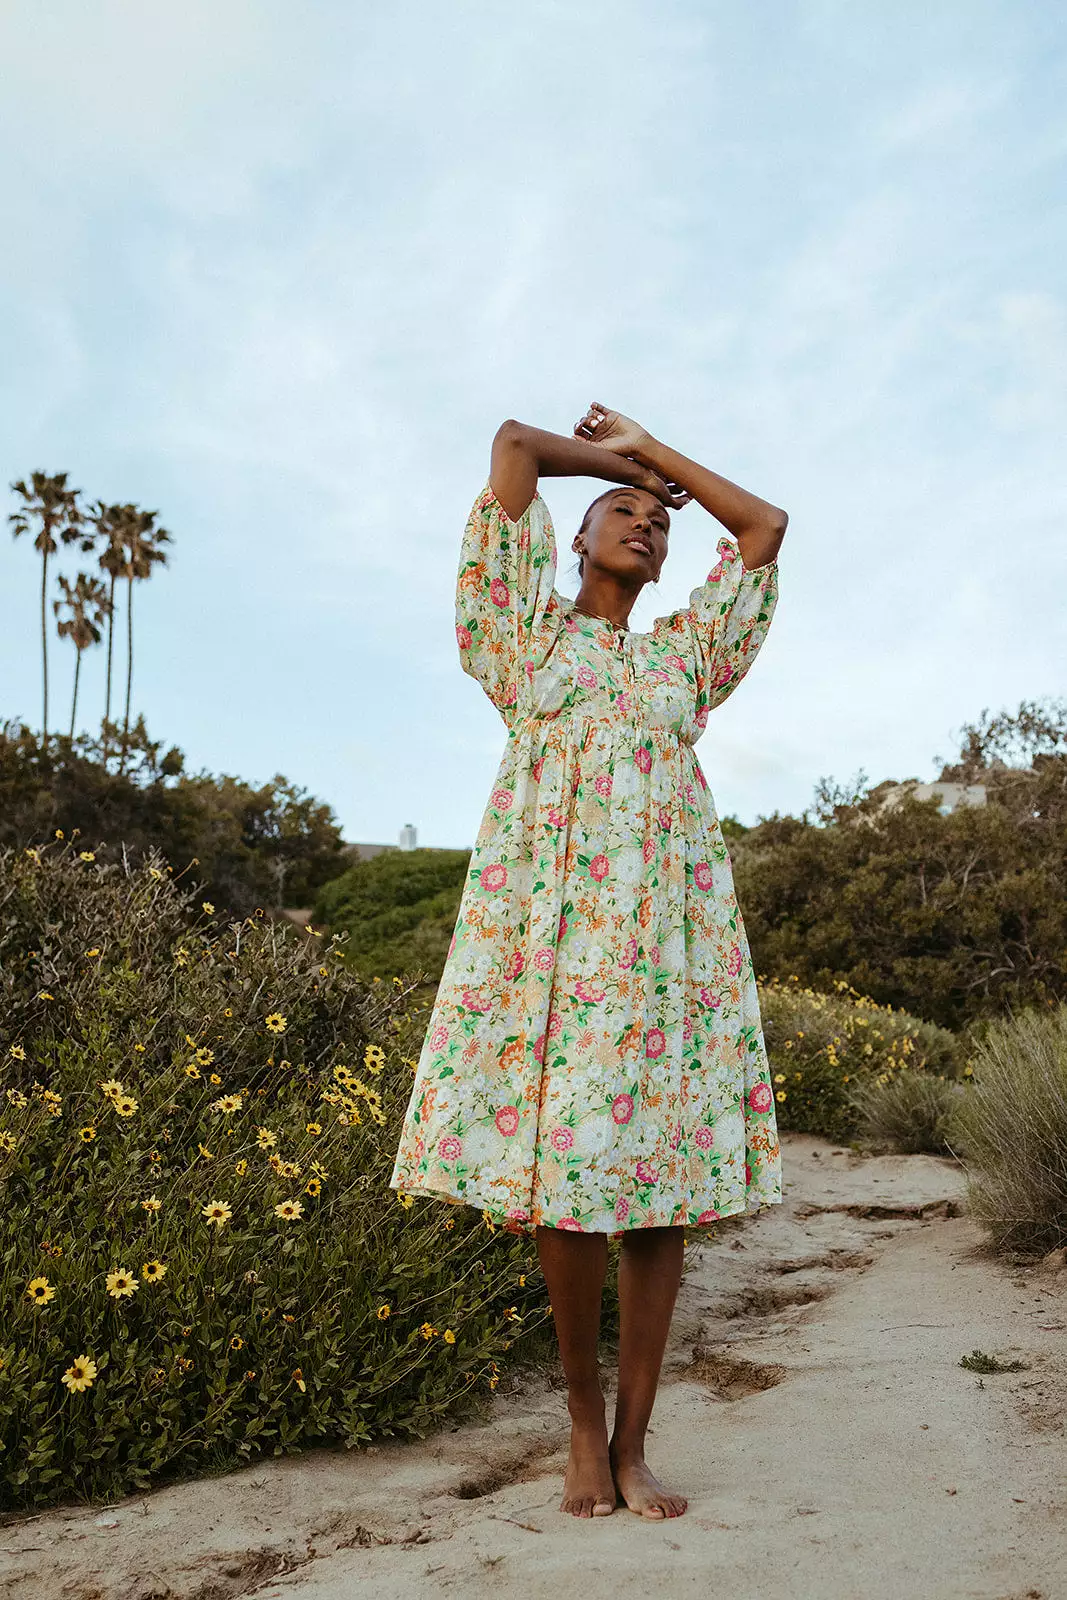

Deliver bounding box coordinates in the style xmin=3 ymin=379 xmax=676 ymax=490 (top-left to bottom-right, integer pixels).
xmin=454 ymin=481 xmax=561 ymax=725
xmin=654 ymin=535 xmax=779 ymax=730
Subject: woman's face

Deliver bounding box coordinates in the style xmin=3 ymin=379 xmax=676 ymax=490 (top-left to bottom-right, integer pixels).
xmin=576 ymin=487 xmax=670 ymax=583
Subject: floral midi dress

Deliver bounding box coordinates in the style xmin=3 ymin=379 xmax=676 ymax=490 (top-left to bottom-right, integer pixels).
xmin=389 ymin=480 xmax=783 ymax=1235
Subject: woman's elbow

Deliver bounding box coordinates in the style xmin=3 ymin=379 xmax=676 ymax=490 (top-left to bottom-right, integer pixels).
xmin=494 ymin=418 xmax=528 ymax=449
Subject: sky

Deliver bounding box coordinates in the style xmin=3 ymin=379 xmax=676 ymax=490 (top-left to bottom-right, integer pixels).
xmin=1 ymin=0 xmax=1064 ymax=848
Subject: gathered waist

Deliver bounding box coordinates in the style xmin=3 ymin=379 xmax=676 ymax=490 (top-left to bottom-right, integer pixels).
xmin=508 ymin=711 xmax=691 ymax=746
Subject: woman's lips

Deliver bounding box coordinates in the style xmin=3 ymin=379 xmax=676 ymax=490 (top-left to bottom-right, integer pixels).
xmin=623 ymin=537 xmax=652 ymax=557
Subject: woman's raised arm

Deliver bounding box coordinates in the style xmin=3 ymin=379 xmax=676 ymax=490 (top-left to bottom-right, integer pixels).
xmin=574 ymin=404 xmax=788 ymax=572
xmin=489 ymin=419 xmax=687 ymax=524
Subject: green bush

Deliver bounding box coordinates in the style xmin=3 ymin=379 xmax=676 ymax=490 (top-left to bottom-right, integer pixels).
xmin=847 ymin=1069 xmax=967 ymax=1155
xmin=0 ymin=835 xmax=548 ymax=1510
xmin=949 ymin=1004 xmax=1067 ymax=1256
xmin=312 ymin=848 xmax=471 ymax=984
xmin=758 ymin=975 xmax=962 ymax=1144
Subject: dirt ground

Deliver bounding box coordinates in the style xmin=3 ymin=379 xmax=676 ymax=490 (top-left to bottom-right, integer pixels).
xmin=2 ymin=1132 xmax=1065 ymax=1600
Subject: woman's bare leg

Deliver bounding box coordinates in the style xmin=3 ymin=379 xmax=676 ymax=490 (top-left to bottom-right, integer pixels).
xmin=535 ymin=1225 xmax=617 ymax=1517
xmin=610 ymin=1226 xmax=688 ymax=1518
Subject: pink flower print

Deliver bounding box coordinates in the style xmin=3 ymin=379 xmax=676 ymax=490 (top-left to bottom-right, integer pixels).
xmin=707 ymin=558 xmax=725 ymax=584
xmin=589 ymin=853 xmax=610 ymax=883
xmin=556 ymin=1217 xmax=584 ymax=1231
xmin=635 ymin=1160 xmax=659 ymax=1185
xmin=693 ymin=861 xmax=714 ymax=891
xmin=682 ymin=1016 xmax=693 ymax=1042
xmin=505 ymin=949 xmax=525 ymax=980
xmin=547 ymin=806 xmax=567 ymax=829
xmin=611 ymin=1093 xmax=635 ymax=1124
xmin=616 ymin=691 xmax=632 ymax=717
xmin=695 ymin=765 xmax=708 ymax=790
xmin=713 ymin=662 xmax=734 ymax=689
xmin=489 ymin=576 xmax=510 ymax=608
xmin=727 ymin=945 xmax=742 ymax=977
xmin=430 ymin=1025 xmax=449 ymax=1051
xmin=642 ymin=837 xmax=656 ymax=864
xmin=495 ymin=1105 xmax=520 ymax=1137
xmin=532 ymin=755 xmax=546 ymax=781
xmin=456 ymin=623 xmax=472 ymax=650
xmin=700 ymin=987 xmax=722 ymax=1010
xmin=533 ymin=1033 xmax=548 ymax=1063
xmin=666 ymin=654 xmax=687 ymax=671
xmin=615 ymin=1196 xmax=631 ymax=1223
xmin=669 ymin=1122 xmax=683 ymax=1150
xmin=697 ymin=1209 xmax=720 ymax=1224
xmin=547 ymin=1011 xmax=563 ymax=1038
xmin=437 ymin=1134 xmax=462 ymax=1161
xmin=505 ymin=1206 xmax=531 ymax=1222
xmin=448 ymin=933 xmax=456 ymax=956
xmin=577 ymin=665 xmax=598 ymax=689
xmin=461 ymin=988 xmax=491 ymax=1013
xmin=558 ymin=914 xmax=568 ymax=939
xmin=648 ymin=668 xmax=669 ymax=684
xmin=479 ymin=862 xmax=508 ymax=892
xmin=525 ymin=659 xmax=534 ymax=680
xmin=574 ymin=978 xmax=605 ymax=1004
xmin=645 ymin=1028 xmax=666 ymax=1059
xmin=747 ymin=1082 xmax=773 ymax=1115
xmin=693 ymin=1125 xmax=714 ymax=1150
xmin=533 ymin=946 xmax=555 ymax=971
xmin=634 ymin=745 xmax=652 ymax=775
xmin=649 ymin=943 xmax=661 ymax=965
xmin=745 ymin=1162 xmax=753 ymax=1186
xmin=503 ymin=684 xmax=517 ymax=708
xmin=550 ymin=1125 xmax=574 ymax=1153
xmin=594 ymin=773 xmax=612 ymax=798
xmin=619 ymin=936 xmax=638 ymax=970
xmin=658 ymin=806 xmax=672 ymax=831
xmin=685 ymin=783 xmax=697 ymax=804
xmin=491 ymin=787 xmax=513 ymax=811
xmin=695 ymin=704 xmax=710 ymax=729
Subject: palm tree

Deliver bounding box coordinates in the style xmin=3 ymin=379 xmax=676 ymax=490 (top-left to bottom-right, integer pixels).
xmin=119 ymin=509 xmax=171 ymax=774
xmin=8 ymin=472 xmax=86 ymax=744
xmin=53 ymin=572 xmax=111 ymax=740
xmin=91 ymin=501 xmax=135 ymax=760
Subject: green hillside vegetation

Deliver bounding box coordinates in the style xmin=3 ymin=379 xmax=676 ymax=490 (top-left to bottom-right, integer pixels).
xmin=313 ymin=848 xmax=472 ymax=985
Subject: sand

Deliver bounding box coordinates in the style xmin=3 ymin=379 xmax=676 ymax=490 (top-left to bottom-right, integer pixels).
xmin=2 ymin=1132 xmax=1064 ymax=1600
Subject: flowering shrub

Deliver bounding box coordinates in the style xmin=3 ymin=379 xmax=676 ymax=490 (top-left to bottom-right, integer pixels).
xmin=758 ymin=975 xmax=962 ymax=1144
xmin=0 ymin=836 xmax=547 ymax=1509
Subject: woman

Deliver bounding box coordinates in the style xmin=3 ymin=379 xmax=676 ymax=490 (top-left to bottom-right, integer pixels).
xmin=390 ymin=403 xmax=787 ymax=1522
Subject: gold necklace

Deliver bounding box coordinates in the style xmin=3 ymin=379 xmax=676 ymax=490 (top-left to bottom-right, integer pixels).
xmin=571 ymin=601 xmax=629 ymax=632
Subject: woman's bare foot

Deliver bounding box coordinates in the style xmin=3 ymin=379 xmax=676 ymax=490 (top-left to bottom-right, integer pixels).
xmin=560 ymin=1401 xmax=616 ymax=1518
xmin=609 ymin=1442 xmax=687 ymax=1519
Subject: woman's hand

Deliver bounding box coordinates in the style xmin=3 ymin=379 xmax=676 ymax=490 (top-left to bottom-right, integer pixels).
xmin=575 ymin=402 xmax=692 ymax=508
xmin=573 ymin=402 xmax=651 ymax=457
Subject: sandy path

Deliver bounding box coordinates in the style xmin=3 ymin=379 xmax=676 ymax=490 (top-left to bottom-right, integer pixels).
xmin=3 ymin=1133 xmax=1064 ymax=1600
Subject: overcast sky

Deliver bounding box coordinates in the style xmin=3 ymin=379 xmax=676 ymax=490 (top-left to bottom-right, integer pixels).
xmin=2 ymin=1 xmax=1064 ymax=847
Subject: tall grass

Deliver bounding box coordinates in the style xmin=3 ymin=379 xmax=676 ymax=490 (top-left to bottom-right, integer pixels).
xmin=950 ymin=1004 xmax=1067 ymax=1256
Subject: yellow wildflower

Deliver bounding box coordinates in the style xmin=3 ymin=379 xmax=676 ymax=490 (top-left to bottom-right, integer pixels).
xmin=142 ymin=1196 xmax=162 ymax=1212
xmin=0 ymin=1131 xmax=17 ymax=1153
xmin=79 ymin=1125 xmax=96 ymax=1143
xmin=9 ymin=1044 xmax=26 ymax=1062
xmin=27 ymin=1277 xmax=56 ymax=1306
xmin=305 ymin=1178 xmax=321 ymax=1196
xmin=99 ymin=1078 xmax=124 ymax=1100
xmin=106 ymin=1268 xmax=138 ymax=1300
xmin=62 ymin=1355 xmax=97 ymax=1392
xmin=256 ymin=1127 xmax=277 ymax=1149
xmin=196 ymin=1047 xmax=215 ymax=1066
xmin=202 ymin=1199 xmax=232 ymax=1228
xmin=443 ymin=1329 xmax=456 ymax=1344
xmin=141 ymin=1260 xmax=167 ymax=1282
xmin=185 ymin=1064 xmax=201 ymax=1079
xmin=115 ymin=1096 xmax=138 ymax=1117
xmin=274 ymin=1200 xmax=303 ymax=1221
xmin=234 ymin=1159 xmax=248 ymax=1176
xmin=376 ymin=1303 xmax=391 ymax=1320
xmin=419 ymin=1322 xmax=438 ymax=1340
xmin=229 ymin=1334 xmax=244 ymax=1350
xmin=776 ymin=1091 xmax=787 ymax=1102
xmin=305 ymin=1122 xmax=322 ymax=1136
xmin=85 ymin=948 xmax=101 ymax=958
xmin=202 ymin=901 xmax=215 ymax=914
xmin=292 ymin=1368 xmax=307 ymax=1392
xmin=265 ymin=1013 xmax=287 ymax=1035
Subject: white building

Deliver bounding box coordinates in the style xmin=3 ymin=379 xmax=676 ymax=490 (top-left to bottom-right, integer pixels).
xmin=398 ymin=822 xmax=418 ymax=851
xmin=877 ymin=781 xmax=987 ymax=816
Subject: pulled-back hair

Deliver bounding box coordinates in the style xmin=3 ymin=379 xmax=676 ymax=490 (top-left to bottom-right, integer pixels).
xmin=576 ymin=487 xmax=667 ymax=576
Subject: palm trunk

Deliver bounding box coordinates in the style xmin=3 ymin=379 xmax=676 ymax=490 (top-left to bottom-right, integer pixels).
xmin=40 ymin=549 xmax=49 ymax=746
xmin=70 ymin=650 xmax=81 ymax=740
xmin=121 ymin=573 xmax=134 ymax=774
xmin=103 ymin=572 xmax=116 ymax=758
